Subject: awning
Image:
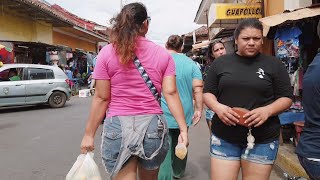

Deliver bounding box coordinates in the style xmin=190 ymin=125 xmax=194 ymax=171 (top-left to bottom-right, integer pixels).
xmin=259 ymin=6 xmax=320 ymax=37
xmin=212 ymin=28 xmax=235 ymax=39
xmin=208 ymin=3 xmax=262 ymax=28
xmin=9 ymin=41 xmax=59 ymax=49
xmin=192 ymin=40 xmax=210 ymax=50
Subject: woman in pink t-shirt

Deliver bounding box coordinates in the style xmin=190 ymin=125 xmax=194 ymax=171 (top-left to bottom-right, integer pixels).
xmin=80 ymin=3 xmax=188 ymax=180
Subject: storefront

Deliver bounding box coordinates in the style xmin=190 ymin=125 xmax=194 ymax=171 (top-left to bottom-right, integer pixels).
xmin=207 ymin=3 xmax=262 ymax=28
xmin=259 ymin=5 xmax=320 ymax=144
xmin=0 ymin=42 xmax=14 ymax=64
xmin=0 ymin=41 xmax=62 ymax=65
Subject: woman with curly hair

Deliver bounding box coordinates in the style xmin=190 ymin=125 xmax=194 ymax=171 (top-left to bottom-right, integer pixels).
xmin=80 ymin=3 xmax=188 ymax=180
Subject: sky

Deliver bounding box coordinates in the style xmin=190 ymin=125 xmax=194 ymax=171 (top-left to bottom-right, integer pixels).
xmin=45 ymin=0 xmax=204 ymax=45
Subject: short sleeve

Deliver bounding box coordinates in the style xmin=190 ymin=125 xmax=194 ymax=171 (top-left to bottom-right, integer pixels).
xmin=93 ymin=47 xmax=110 ymax=80
xmin=192 ymin=62 xmax=203 ymax=80
xmin=163 ymin=54 xmax=175 ymax=77
xmin=273 ymin=59 xmax=293 ymax=99
xmin=203 ymin=61 xmax=218 ymax=96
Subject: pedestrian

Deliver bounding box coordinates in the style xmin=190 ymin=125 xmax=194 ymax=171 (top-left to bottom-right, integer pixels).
xmin=80 ymin=3 xmax=188 ymax=180
xmin=295 ymin=46 xmax=320 ymax=179
xmin=158 ymin=35 xmax=203 ymax=180
xmin=203 ymin=18 xmax=293 ymax=180
xmin=204 ymin=40 xmax=227 ymax=134
xmin=87 ymin=66 xmax=95 ymax=93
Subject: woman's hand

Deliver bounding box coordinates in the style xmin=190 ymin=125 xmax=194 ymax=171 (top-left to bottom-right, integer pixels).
xmin=178 ymin=131 xmax=189 ymax=147
xmin=243 ymin=107 xmax=271 ymax=127
xmin=80 ymin=135 xmax=94 ymax=154
xmin=215 ymin=103 xmax=240 ymax=126
xmin=192 ymin=110 xmax=202 ymax=126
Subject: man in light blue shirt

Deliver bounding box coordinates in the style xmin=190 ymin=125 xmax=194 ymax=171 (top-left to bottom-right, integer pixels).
xmin=159 ymin=35 xmax=203 ymax=180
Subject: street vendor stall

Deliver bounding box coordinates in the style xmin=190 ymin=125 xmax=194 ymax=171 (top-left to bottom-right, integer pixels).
xmin=259 ymin=5 xmax=320 ymax=145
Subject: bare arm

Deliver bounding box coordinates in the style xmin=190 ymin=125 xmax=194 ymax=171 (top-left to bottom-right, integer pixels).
xmin=193 ymin=79 xmax=203 ymax=112
xmin=192 ymin=79 xmax=203 ymax=126
xmin=265 ymin=97 xmax=292 ymax=116
xmin=162 ymin=76 xmax=188 ymax=145
xmin=244 ymin=97 xmax=292 ymax=127
xmin=81 ymin=80 xmax=110 ymax=153
xmin=203 ymin=93 xmax=218 ymax=113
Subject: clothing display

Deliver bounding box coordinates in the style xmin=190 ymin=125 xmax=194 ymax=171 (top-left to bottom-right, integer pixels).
xmin=274 ymin=26 xmax=302 ymax=74
xmin=66 ymin=52 xmax=73 ymax=59
xmin=203 ymin=53 xmax=293 ymax=144
xmin=290 ymin=67 xmax=304 ymax=96
xmin=0 ymin=43 xmax=14 ymax=64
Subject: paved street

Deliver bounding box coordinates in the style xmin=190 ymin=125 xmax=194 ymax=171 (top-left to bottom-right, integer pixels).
xmin=0 ymin=97 xmax=283 ymax=180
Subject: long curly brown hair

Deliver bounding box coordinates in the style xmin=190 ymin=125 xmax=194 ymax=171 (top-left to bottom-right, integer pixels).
xmin=109 ymin=3 xmax=148 ymax=65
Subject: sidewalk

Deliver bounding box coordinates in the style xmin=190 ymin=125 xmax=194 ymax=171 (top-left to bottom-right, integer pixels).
xmin=275 ymin=143 xmax=309 ymax=179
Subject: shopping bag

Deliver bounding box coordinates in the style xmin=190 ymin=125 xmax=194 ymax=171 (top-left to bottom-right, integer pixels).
xmin=66 ymin=152 xmax=102 ymax=180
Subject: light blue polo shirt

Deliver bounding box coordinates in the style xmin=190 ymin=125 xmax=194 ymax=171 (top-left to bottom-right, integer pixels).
xmin=161 ymin=53 xmax=202 ymax=129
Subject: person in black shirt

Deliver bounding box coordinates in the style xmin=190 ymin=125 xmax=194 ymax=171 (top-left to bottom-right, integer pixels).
xmin=203 ymin=18 xmax=293 ymax=180
xmin=204 ymin=40 xmax=227 ymax=134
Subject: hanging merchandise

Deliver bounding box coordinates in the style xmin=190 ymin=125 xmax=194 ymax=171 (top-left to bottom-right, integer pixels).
xmin=66 ymin=52 xmax=73 ymax=59
xmin=86 ymin=52 xmax=93 ymax=66
xmin=274 ymin=26 xmax=302 ymax=74
xmin=0 ymin=43 xmax=14 ymax=64
xmin=291 ymin=67 xmax=304 ymax=96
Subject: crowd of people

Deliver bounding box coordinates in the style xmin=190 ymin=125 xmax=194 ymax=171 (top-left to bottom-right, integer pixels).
xmin=79 ymin=2 xmax=319 ymax=180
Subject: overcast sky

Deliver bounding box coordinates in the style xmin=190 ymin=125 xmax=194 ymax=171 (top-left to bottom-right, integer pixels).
xmin=45 ymin=0 xmax=203 ymax=45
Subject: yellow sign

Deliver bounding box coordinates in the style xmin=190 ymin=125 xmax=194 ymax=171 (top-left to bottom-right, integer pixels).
xmin=215 ymin=4 xmax=262 ymax=20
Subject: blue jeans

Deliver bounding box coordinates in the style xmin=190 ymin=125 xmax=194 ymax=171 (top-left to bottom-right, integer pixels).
xmin=298 ymin=155 xmax=320 ymax=180
xmin=210 ymin=133 xmax=279 ymax=165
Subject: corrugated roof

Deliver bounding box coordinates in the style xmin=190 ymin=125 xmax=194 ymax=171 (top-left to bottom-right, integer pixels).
xmin=13 ymin=0 xmax=108 ymax=38
xmin=13 ymin=0 xmax=74 ymax=26
xmin=51 ymin=4 xmax=108 ymax=33
xmin=184 ymin=26 xmax=208 ymax=37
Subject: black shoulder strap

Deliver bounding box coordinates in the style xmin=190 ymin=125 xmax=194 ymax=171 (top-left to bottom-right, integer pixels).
xmin=133 ymin=56 xmax=161 ymax=105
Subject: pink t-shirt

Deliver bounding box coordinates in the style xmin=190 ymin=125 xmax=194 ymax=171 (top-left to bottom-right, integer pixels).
xmin=94 ymin=37 xmax=175 ymax=117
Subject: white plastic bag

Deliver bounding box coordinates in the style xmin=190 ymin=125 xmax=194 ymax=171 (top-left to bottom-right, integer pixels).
xmin=66 ymin=152 xmax=102 ymax=180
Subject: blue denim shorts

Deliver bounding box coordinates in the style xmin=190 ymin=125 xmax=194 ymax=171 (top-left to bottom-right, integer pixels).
xmin=206 ymin=108 xmax=215 ymax=121
xmin=210 ymin=133 xmax=279 ymax=165
xmin=101 ymin=115 xmax=169 ymax=174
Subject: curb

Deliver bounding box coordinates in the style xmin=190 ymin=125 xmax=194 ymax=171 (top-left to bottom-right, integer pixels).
xmin=275 ymin=144 xmax=309 ymax=178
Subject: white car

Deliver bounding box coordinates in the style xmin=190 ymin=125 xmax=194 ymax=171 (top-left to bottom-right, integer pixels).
xmin=0 ymin=64 xmax=71 ymax=108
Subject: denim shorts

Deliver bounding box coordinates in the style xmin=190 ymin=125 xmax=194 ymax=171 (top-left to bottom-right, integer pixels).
xmin=101 ymin=115 xmax=169 ymax=174
xmin=210 ymin=133 xmax=279 ymax=165
xmin=298 ymin=155 xmax=320 ymax=180
xmin=206 ymin=108 xmax=215 ymax=121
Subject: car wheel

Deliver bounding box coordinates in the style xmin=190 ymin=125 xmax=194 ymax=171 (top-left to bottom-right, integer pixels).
xmin=49 ymin=91 xmax=66 ymax=108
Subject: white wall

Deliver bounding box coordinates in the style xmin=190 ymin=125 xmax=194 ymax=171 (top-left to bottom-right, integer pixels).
xmin=284 ymin=0 xmax=312 ymax=11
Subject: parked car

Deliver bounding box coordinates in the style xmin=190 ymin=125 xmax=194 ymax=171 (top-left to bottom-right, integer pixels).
xmin=0 ymin=64 xmax=71 ymax=108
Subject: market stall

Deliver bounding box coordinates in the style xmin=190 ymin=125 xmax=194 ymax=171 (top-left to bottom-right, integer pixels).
xmin=260 ymin=5 xmax=320 ymax=145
